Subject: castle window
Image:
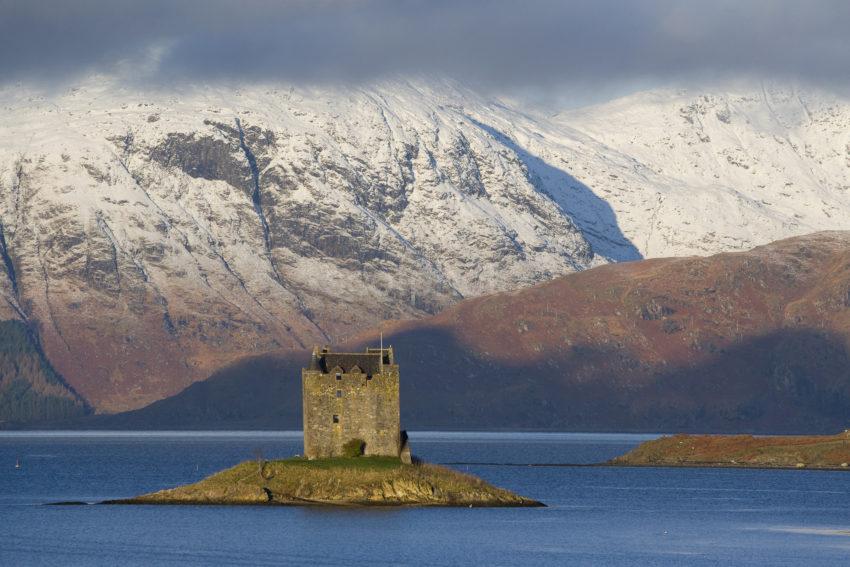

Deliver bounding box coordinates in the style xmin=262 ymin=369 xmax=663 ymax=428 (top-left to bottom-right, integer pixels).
xmin=336 ymin=390 xmax=342 ymax=398
xmin=336 ymin=373 xmax=342 ymax=380
xmin=332 ymin=414 xmax=339 ymax=423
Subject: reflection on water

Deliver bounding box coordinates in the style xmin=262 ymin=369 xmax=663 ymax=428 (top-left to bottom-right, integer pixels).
xmin=756 ymin=527 xmax=850 ymax=537
xmin=2 ymin=431 xmax=850 ymax=566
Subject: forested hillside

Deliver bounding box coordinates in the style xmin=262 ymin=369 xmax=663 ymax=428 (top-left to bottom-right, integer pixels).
xmin=0 ymin=321 xmax=90 ymax=425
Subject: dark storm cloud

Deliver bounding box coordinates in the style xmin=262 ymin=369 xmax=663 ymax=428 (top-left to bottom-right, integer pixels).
xmin=1 ymin=0 xmax=849 ymax=87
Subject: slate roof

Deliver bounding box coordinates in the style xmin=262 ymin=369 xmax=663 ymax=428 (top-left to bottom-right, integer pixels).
xmin=320 ymin=353 xmax=383 ymax=375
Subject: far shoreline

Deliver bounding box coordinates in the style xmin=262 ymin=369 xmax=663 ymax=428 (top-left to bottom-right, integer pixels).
xmin=610 ymin=432 xmax=850 ymax=471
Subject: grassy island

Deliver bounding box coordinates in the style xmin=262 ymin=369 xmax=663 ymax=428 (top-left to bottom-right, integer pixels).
xmin=106 ymin=457 xmax=543 ymax=507
xmin=611 ymin=431 xmax=850 ymax=470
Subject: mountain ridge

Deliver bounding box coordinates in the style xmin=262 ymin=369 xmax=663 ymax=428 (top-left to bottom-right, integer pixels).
xmin=1 ymin=78 xmax=850 ymax=415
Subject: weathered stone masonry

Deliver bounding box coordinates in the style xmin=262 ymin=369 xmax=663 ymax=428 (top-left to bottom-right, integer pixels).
xmin=302 ymin=346 xmax=401 ymax=459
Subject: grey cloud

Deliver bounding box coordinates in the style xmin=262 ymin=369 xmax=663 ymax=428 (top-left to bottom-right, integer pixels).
xmin=1 ymin=0 xmax=849 ymax=88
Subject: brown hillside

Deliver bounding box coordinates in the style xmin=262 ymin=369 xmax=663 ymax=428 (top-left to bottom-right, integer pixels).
xmin=87 ymin=231 xmax=850 ymax=433
xmin=347 ymin=231 xmax=850 ymax=431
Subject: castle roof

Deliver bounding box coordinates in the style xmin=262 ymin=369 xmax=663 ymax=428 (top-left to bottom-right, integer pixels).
xmin=322 ymin=353 xmax=381 ymax=374
xmin=308 ymin=347 xmax=393 ymax=375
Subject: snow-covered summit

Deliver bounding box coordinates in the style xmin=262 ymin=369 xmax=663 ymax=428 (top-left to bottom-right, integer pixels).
xmin=558 ymin=84 xmax=850 ymax=256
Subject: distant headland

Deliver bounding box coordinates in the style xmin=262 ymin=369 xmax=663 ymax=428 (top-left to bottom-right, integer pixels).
xmin=610 ymin=431 xmax=850 ymax=470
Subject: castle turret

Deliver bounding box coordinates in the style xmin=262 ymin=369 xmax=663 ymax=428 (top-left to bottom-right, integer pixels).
xmin=308 ymin=347 xmax=320 ymax=371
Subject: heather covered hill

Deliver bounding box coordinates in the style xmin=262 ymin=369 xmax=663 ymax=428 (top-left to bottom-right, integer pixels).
xmin=368 ymin=231 xmax=850 ymax=432
xmin=90 ymin=231 xmax=850 ymax=433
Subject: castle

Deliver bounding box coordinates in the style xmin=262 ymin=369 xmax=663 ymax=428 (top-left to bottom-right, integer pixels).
xmin=302 ymin=345 xmax=409 ymax=461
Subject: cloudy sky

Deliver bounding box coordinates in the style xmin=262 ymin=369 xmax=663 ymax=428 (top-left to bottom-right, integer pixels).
xmin=2 ymin=0 xmax=849 ymax=92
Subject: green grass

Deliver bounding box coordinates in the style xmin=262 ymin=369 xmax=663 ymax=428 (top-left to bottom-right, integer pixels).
xmin=279 ymin=456 xmax=404 ymax=470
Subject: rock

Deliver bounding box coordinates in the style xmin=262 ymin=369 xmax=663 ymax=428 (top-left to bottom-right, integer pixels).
xmin=107 ymin=458 xmax=544 ymax=507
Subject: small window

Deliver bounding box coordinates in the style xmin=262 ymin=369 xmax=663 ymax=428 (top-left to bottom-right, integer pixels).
xmin=336 ymin=373 xmax=342 ymax=380
xmin=336 ymin=390 xmax=342 ymax=398
xmin=332 ymin=414 xmax=339 ymax=424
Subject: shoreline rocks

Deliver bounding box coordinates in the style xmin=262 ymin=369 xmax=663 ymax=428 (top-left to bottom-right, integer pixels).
xmin=105 ymin=457 xmax=545 ymax=508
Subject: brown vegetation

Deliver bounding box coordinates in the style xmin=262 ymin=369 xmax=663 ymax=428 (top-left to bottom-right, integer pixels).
xmin=58 ymin=231 xmax=850 ymax=432
xmin=611 ymin=431 xmax=850 ymax=469
xmin=347 ymin=231 xmax=850 ymax=432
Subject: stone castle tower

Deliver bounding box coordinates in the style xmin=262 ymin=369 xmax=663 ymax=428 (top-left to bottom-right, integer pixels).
xmin=302 ymin=346 xmax=407 ymax=460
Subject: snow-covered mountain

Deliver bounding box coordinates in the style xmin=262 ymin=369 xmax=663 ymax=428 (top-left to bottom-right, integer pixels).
xmin=1 ymin=77 xmax=849 ymax=412
xmin=558 ymin=84 xmax=850 ymax=256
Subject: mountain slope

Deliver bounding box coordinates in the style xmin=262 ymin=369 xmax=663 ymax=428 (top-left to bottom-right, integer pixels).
xmin=0 ymin=320 xmax=89 ymax=425
xmin=368 ymin=231 xmax=850 ymax=432
xmin=90 ymin=232 xmax=850 ymax=433
xmin=514 ymin=84 xmax=850 ymax=258
xmin=1 ymin=78 xmax=850 ymax=414
xmin=0 ymin=78 xmax=596 ymax=411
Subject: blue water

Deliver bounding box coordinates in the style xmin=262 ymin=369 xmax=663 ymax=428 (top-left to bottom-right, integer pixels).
xmin=1 ymin=432 xmax=849 ymax=566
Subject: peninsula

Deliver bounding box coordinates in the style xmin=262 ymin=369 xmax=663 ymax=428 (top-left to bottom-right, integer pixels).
xmin=611 ymin=431 xmax=850 ymax=470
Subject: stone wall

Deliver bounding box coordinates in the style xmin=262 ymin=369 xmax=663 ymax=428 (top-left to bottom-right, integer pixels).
xmin=302 ymin=365 xmax=400 ymax=458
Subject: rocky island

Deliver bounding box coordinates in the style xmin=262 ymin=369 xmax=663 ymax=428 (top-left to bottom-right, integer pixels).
xmin=106 ymin=456 xmax=543 ymax=507
xmin=611 ymin=431 xmax=850 ymax=470
xmin=107 ymin=346 xmax=541 ymax=507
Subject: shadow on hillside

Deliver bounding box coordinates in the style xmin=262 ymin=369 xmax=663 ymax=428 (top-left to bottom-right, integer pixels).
xmin=382 ymin=325 xmax=850 ymax=433
xmin=57 ymin=325 xmax=850 ymax=435
xmin=57 ymin=354 xmax=305 ymax=430
xmin=469 ymin=118 xmax=642 ymax=262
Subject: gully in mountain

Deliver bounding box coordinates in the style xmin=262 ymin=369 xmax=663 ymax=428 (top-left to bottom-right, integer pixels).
xmin=233 ymin=117 xmax=330 ymax=344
